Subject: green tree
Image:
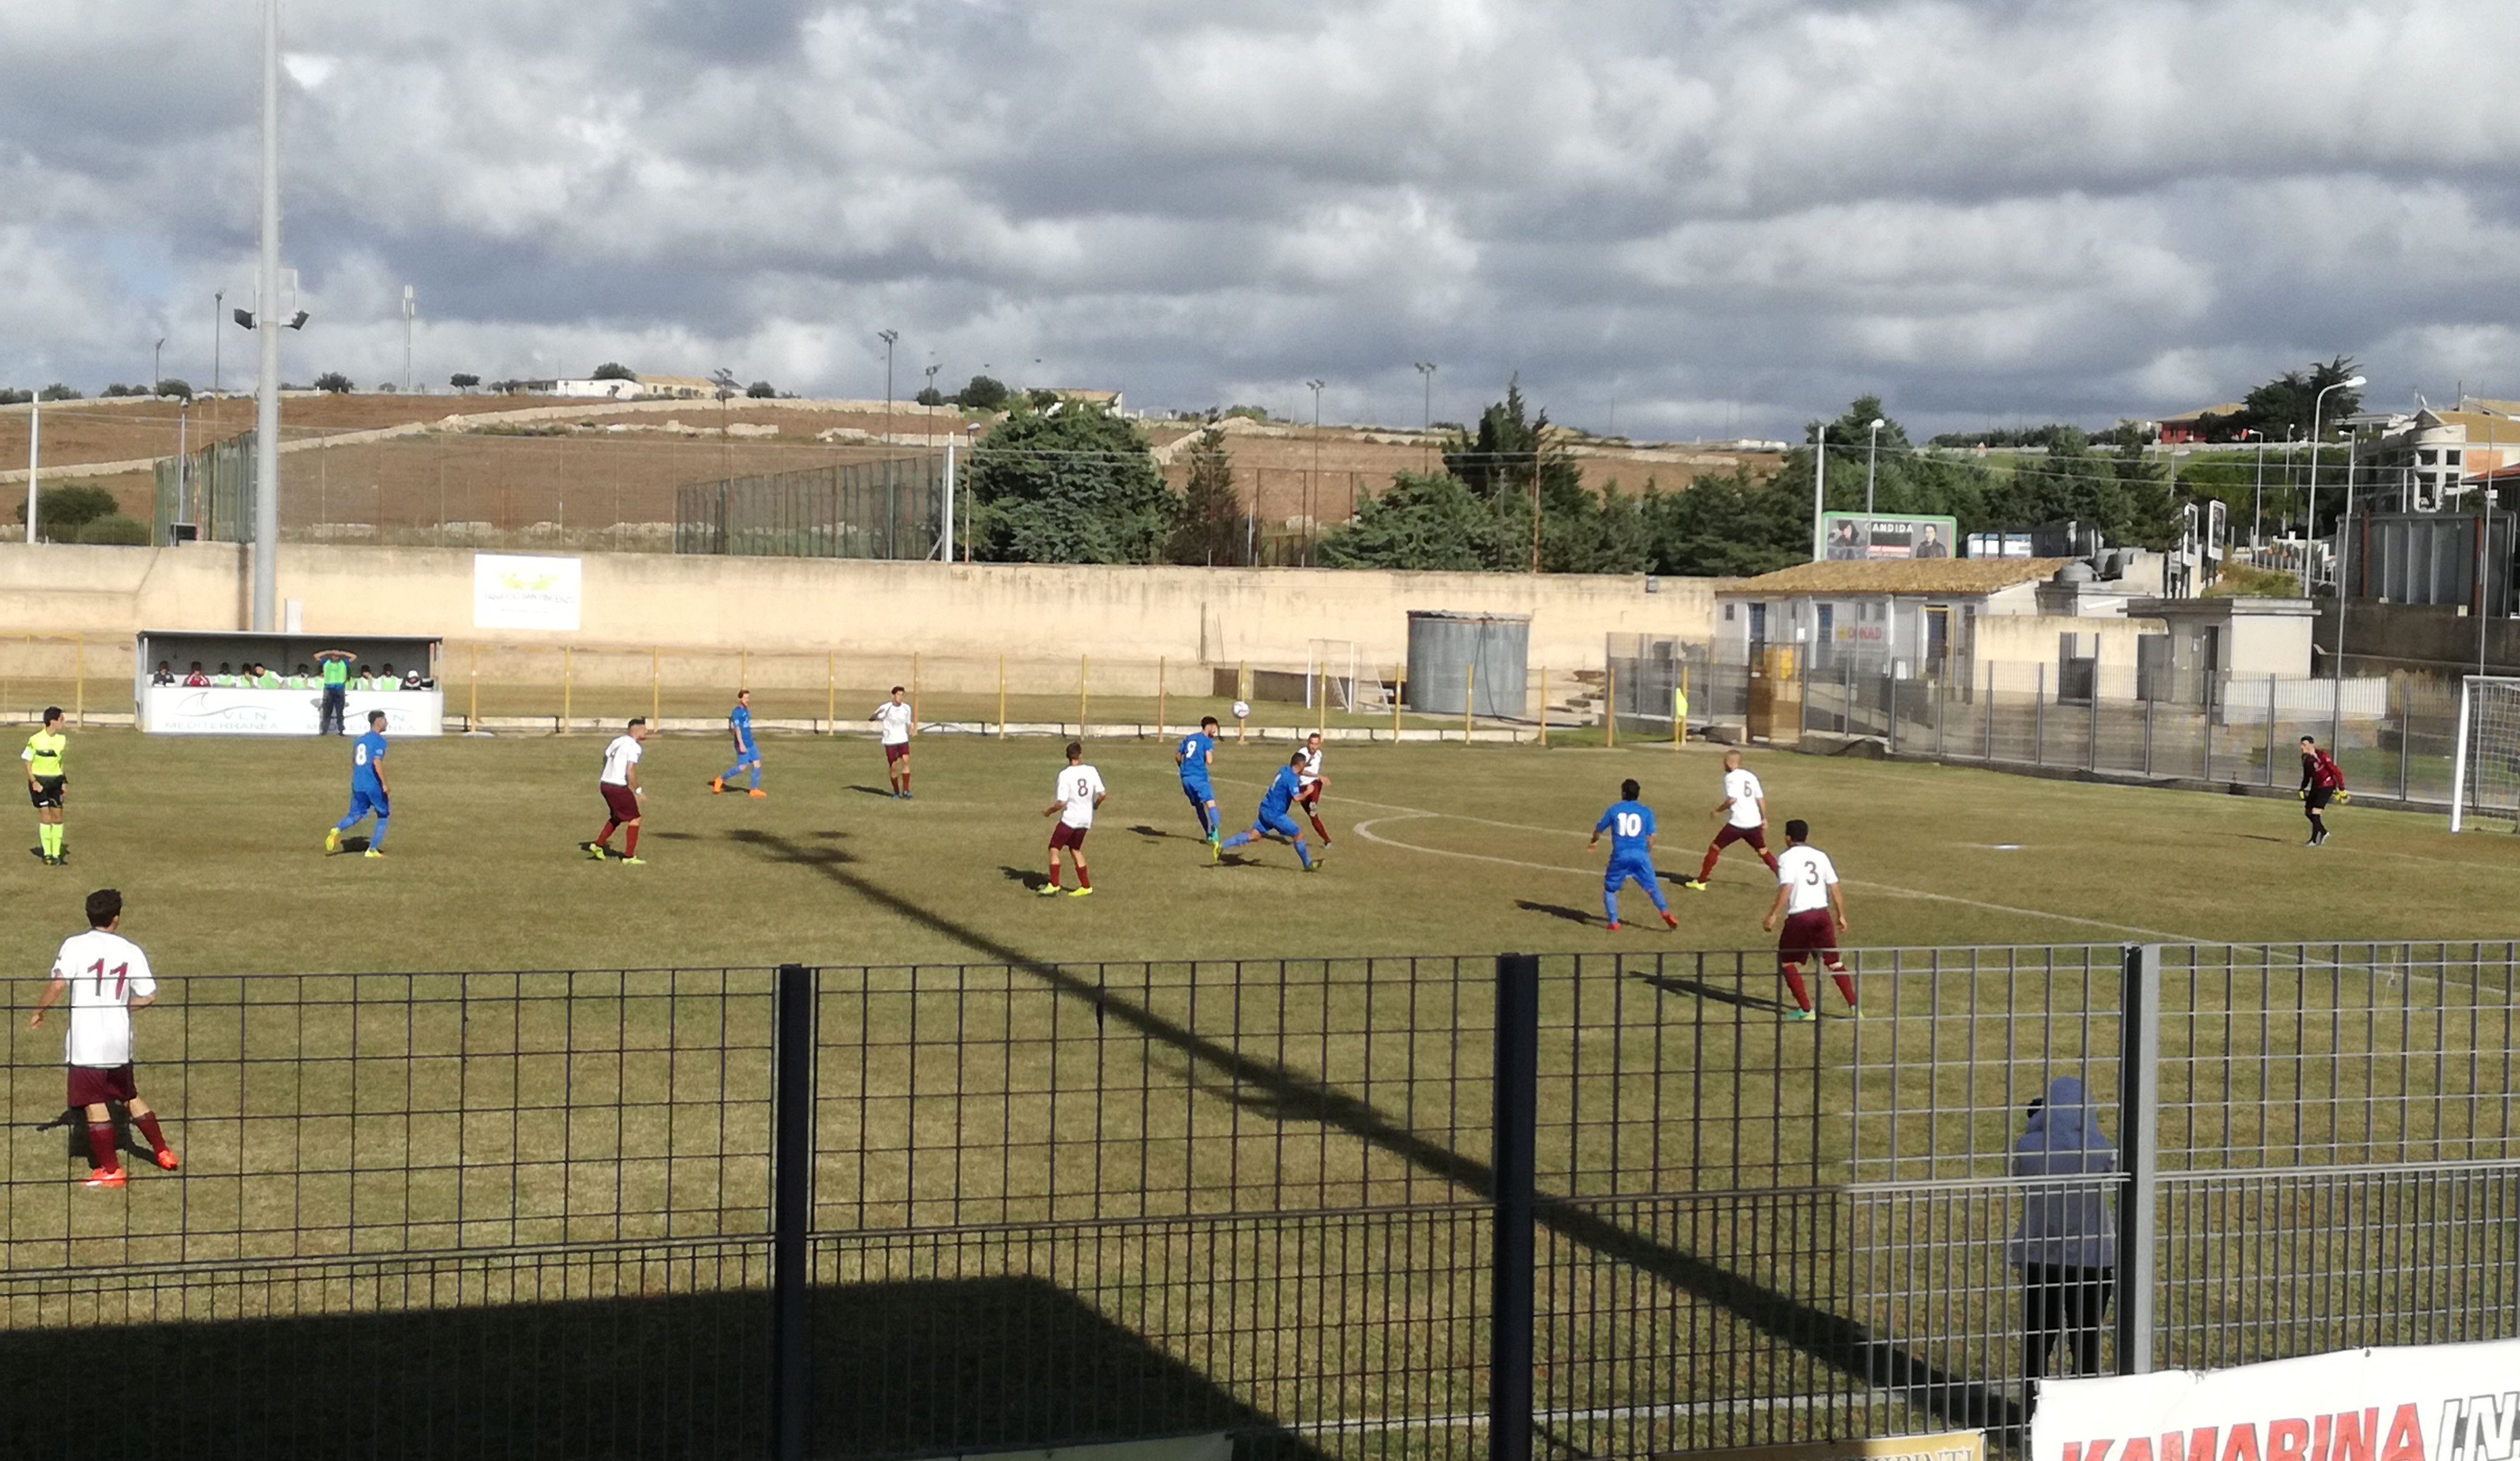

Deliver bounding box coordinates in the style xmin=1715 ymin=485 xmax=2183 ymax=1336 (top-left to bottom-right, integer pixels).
xmin=101 ymin=383 xmax=142 ymax=397
xmin=1316 ymin=472 xmax=1495 ymax=571
xmin=76 ymin=514 xmax=150 ymax=546
xmin=1165 ymin=424 xmax=1247 ymax=566
xmin=1640 ymin=469 xmax=1811 ymax=577
xmin=591 ymin=362 xmax=635 ymax=381
xmin=914 ymin=386 xmax=945 ymax=407
xmin=450 ymin=373 xmax=480 ymax=391
xmin=2239 ymin=356 xmax=2362 ymax=440
xmin=954 ymin=374 xmax=1009 ymax=411
xmin=745 ymin=380 xmax=776 ymax=399
xmin=312 ymin=371 xmax=353 ymax=394
xmin=14 ymin=483 xmax=121 ymax=541
xmin=36 ymin=384 xmax=82 ymax=401
xmin=966 ymin=402 xmax=1175 ymax=563
xmin=154 ymin=378 xmax=193 ymax=400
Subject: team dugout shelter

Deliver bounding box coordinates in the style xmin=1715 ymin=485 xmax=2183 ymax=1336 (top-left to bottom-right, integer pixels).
xmin=132 ymin=631 xmax=445 ymax=737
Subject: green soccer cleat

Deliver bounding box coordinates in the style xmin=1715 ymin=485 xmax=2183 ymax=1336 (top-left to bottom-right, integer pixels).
xmin=325 ymin=828 xmax=341 ymax=854
xmin=364 ymin=848 xmax=387 ymax=860
xmin=1784 ymin=1007 xmax=1815 ymax=1022
xmin=1067 ymin=886 xmax=1094 ymax=898
xmin=1036 ymin=883 xmax=1062 ymax=897
xmin=586 ymin=845 xmax=609 ymax=861
xmin=619 ymin=856 xmax=647 ymax=866
xmin=1679 ymin=878 xmax=1707 ymax=893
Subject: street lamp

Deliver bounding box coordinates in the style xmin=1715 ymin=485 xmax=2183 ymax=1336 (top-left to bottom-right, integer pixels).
xmin=2306 ymin=374 xmax=2367 ymax=595
xmin=211 ymin=291 xmax=224 ymax=406
xmin=1864 ymin=417 xmax=1886 ymax=517
xmin=878 ymin=329 xmax=898 ymax=446
xmin=402 ymin=285 xmax=416 ymax=394
xmin=1306 ymin=379 xmax=1326 ymax=566
xmin=153 ymin=337 xmax=165 ymax=396
xmin=1413 ymin=362 xmax=1436 ymax=472
xmin=2239 ymin=429 xmax=2264 ymax=550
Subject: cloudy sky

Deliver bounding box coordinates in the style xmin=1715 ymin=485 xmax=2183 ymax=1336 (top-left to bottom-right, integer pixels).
xmin=2 ymin=0 xmax=2513 ymax=439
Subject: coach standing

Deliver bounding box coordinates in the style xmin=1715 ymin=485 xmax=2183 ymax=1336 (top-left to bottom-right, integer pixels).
xmin=315 ymin=649 xmax=356 ymax=735
xmin=2008 ymin=1076 xmax=2115 ymax=1408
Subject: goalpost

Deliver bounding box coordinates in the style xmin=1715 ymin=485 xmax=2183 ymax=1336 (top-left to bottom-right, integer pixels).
xmin=1306 ymin=639 xmax=1388 ymax=714
xmin=2450 ymin=676 xmax=2520 ymax=832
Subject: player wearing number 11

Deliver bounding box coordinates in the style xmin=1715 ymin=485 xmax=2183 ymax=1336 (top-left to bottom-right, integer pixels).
xmin=1588 ymin=779 xmax=1678 ymax=932
xmin=28 ymin=887 xmax=180 ymax=1188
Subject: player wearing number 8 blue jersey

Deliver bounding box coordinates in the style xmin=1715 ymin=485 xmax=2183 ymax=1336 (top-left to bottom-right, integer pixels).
xmin=1175 ymin=716 xmax=1219 ymax=846
xmin=325 ymin=711 xmax=393 ymax=859
xmin=1587 ymin=779 xmax=1677 ymax=931
xmin=711 ymin=690 xmax=765 ymax=798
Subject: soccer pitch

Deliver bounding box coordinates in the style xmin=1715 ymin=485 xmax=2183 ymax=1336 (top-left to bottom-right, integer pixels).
xmin=9 ymin=725 xmax=2520 ymax=978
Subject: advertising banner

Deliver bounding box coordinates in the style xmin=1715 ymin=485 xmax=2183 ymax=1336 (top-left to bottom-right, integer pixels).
xmin=1676 ymin=1431 xmax=1985 ymax=1461
xmin=2033 ymin=1338 xmax=2520 ymax=1461
xmin=473 ymin=554 xmax=583 ymax=632
xmin=1821 ymin=512 xmax=1960 ymax=562
xmin=142 ymin=687 xmax=445 ymax=737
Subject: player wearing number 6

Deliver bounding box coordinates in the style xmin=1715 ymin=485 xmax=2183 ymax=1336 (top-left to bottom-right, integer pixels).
xmin=28 ymin=887 xmax=179 ymax=1188
xmin=1587 ymin=779 xmax=1678 ymax=932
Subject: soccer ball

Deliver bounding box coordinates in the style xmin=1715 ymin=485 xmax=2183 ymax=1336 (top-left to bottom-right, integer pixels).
xmin=1231 ymin=700 xmax=1251 ymax=721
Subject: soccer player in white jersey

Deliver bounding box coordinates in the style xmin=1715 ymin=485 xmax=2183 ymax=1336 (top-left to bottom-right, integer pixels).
xmin=872 ymin=687 xmax=916 ymax=799
xmin=28 ymin=887 xmax=179 ymax=1187
xmin=1682 ymin=747 xmax=1778 ymax=890
xmin=588 ymin=718 xmax=651 ymax=864
xmin=1039 ymin=741 xmax=1107 ymax=898
xmin=1295 ymin=732 xmax=1333 ymax=846
xmin=1761 ymin=818 xmax=1855 ymax=1021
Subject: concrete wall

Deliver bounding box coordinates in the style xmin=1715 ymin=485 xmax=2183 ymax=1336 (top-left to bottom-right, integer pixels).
xmin=2319 ymin=600 xmax=2520 ymax=677
xmin=0 ymin=542 xmax=1722 ymax=693
xmin=1974 ymin=613 xmax=2166 ymax=698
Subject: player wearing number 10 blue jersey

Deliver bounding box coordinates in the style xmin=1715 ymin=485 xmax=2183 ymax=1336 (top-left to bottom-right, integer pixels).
xmin=1587 ymin=779 xmax=1675 ymax=931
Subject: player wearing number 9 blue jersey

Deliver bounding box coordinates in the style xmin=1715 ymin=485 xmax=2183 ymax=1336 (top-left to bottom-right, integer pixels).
xmin=325 ymin=711 xmax=393 ymax=859
xmin=1175 ymin=717 xmax=1219 ymax=844
xmin=1587 ymin=778 xmax=1675 ymax=931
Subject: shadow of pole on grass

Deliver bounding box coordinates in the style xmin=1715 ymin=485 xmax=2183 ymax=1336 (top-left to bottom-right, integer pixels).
xmin=728 ymin=828 xmax=2021 ymax=1437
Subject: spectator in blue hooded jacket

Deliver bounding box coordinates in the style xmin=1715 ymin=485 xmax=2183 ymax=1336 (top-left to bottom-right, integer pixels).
xmin=2009 ymin=1075 xmax=2116 ymax=1398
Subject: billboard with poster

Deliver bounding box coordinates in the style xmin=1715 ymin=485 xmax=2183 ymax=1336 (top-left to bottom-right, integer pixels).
xmin=1820 ymin=512 xmax=1960 ymax=562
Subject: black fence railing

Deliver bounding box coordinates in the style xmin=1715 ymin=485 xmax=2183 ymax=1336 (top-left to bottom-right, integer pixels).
xmin=5 ymin=946 xmax=2515 ymax=1460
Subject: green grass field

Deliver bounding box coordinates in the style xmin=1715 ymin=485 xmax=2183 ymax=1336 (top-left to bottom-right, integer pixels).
xmin=7 ymin=725 xmax=2520 ymax=978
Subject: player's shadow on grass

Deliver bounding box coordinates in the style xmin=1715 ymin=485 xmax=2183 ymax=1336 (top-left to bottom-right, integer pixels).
xmin=1127 ymin=823 xmax=1185 ymax=841
xmin=1515 ymin=899 xmax=1595 ymax=927
xmin=325 ymin=835 xmax=375 ymax=855
xmin=846 ymin=784 xmax=899 ymax=798
xmin=730 ymin=827 xmax=2023 ymax=1440
xmin=1636 ymin=970 xmax=1797 ymax=1016
xmin=997 ymin=864 xmax=1051 ymax=892
xmin=0 ymin=1273 xmax=1322 ymax=1461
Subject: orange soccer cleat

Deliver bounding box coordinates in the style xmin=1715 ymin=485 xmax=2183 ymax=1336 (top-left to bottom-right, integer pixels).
xmin=83 ymin=1167 xmax=127 ymax=1189
xmin=709 ymin=778 xmax=725 ymax=794
xmin=151 ymin=1148 xmax=181 ymax=1171
xmin=747 ymin=788 xmax=767 ymax=799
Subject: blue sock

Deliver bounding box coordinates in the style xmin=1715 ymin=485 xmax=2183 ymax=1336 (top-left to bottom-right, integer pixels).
xmin=721 ymin=763 xmax=746 ymax=782
xmin=369 ymin=817 xmax=388 ymax=850
xmin=1604 ymin=890 xmax=1620 ymax=924
xmin=1223 ymin=830 xmax=1252 ymax=850
xmin=748 ymin=764 xmax=762 ymax=789
xmin=1296 ymin=841 xmax=1313 ymax=869
xmin=335 ymin=813 xmax=359 ymax=834
xmin=1649 ymin=887 xmax=1668 ymax=913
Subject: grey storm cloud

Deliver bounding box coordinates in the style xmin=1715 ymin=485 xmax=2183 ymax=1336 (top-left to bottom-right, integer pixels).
xmin=3 ymin=0 xmax=2516 ymax=437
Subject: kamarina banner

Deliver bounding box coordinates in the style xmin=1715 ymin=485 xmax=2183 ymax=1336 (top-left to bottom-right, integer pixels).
xmin=2034 ymin=1339 xmax=2520 ymax=1461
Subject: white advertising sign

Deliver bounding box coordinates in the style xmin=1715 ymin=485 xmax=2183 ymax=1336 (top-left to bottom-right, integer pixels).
xmin=2034 ymin=1339 xmax=2520 ymax=1461
xmin=142 ymin=687 xmax=444 ymax=737
xmin=473 ymin=554 xmax=583 ymax=632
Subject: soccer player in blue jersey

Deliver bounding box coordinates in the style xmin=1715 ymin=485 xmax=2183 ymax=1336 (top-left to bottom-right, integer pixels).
xmin=1175 ymin=715 xmax=1220 ymax=845
xmin=1218 ymin=752 xmax=1318 ymax=870
xmin=711 ymin=689 xmax=765 ymax=797
xmin=1587 ymin=778 xmax=1677 ymax=932
xmin=325 ymin=711 xmax=393 ymax=860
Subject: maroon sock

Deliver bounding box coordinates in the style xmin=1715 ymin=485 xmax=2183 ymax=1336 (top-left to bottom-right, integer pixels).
xmin=1830 ymin=967 xmax=1858 ymax=1009
xmin=1779 ymin=966 xmax=1814 ymax=1013
xmin=86 ymin=1121 xmax=119 ymax=1171
xmin=1699 ymin=846 xmax=1721 ymax=881
xmin=1045 ymin=861 xmax=1060 ymax=889
xmin=1077 ymin=865 xmax=1091 ymax=890
xmin=133 ymin=1110 xmax=170 ymax=1155
xmin=1762 ymin=852 xmax=1780 ymax=873
xmin=595 ymin=820 xmax=617 ymax=849
xmin=623 ymin=825 xmax=640 ymax=856
xmin=1308 ymin=813 xmax=1331 ymax=843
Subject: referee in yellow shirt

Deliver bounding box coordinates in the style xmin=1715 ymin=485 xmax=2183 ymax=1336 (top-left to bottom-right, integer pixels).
xmin=24 ymin=706 xmax=68 ymax=866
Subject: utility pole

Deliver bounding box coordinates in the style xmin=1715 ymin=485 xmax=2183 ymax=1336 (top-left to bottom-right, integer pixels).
xmin=879 ymin=330 xmax=897 ymax=448
xmin=211 ymin=290 xmax=224 ymax=421
xmin=153 ymin=337 xmax=165 ymax=396
xmin=22 ymin=399 xmax=36 ymax=543
xmin=251 ymin=0 xmax=284 ymax=632
xmin=402 ymin=285 xmax=416 ymax=393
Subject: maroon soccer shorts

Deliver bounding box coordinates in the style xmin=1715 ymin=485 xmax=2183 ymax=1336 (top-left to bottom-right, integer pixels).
xmin=67 ymin=1064 xmax=138 ymax=1108
xmin=885 ymin=743 xmax=909 ymax=764
xmin=1298 ymin=783 xmax=1323 ymax=807
xmin=1777 ymin=909 xmax=1841 ymax=968
xmin=600 ymin=783 xmax=640 ymax=821
xmin=1714 ymin=823 xmax=1768 ymax=852
xmin=1049 ymin=823 xmax=1089 ymax=851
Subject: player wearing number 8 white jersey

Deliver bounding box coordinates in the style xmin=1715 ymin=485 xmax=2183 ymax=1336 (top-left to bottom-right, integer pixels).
xmin=1761 ymin=820 xmax=1855 ymax=1021
xmin=28 ymin=887 xmax=179 ymax=1187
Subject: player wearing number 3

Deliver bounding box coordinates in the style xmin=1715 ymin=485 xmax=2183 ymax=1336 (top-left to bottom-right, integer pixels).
xmin=28 ymin=887 xmax=179 ymax=1188
xmin=1588 ymin=779 xmax=1678 ymax=932
xmin=1762 ymin=820 xmax=1855 ymax=1021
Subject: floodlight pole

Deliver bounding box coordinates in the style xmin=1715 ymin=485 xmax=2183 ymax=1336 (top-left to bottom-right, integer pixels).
xmin=22 ymin=399 xmax=36 ymax=543
xmin=1811 ymin=420 xmax=1827 ymax=560
xmin=879 ymin=330 xmax=897 ymax=448
xmin=251 ymin=0 xmax=284 ymax=632
xmin=402 ymin=285 xmax=416 ymax=394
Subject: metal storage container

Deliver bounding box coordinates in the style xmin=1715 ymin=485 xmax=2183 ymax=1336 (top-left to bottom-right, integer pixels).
xmin=1406 ymin=611 xmax=1530 ymax=718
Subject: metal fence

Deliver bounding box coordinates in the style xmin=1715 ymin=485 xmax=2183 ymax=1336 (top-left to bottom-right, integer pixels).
xmin=1615 ymin=652 xmax=2478 ymax=812
xmin=674 ymin=456 xmax=944 ymax=560
xmin=5 ymin=944 xmax=2514 ymax=1459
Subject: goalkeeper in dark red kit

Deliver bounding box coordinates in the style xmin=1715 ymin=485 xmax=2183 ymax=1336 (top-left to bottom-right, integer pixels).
xmin=2298 ymin=735 xmax=2347 ymax=847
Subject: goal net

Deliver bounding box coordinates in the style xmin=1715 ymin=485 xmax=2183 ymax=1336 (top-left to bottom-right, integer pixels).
xmin=2450 ymin=676 xmax=2520 ymax=832
xmin=1306 ymin=640 xmax=1388 ymax=714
